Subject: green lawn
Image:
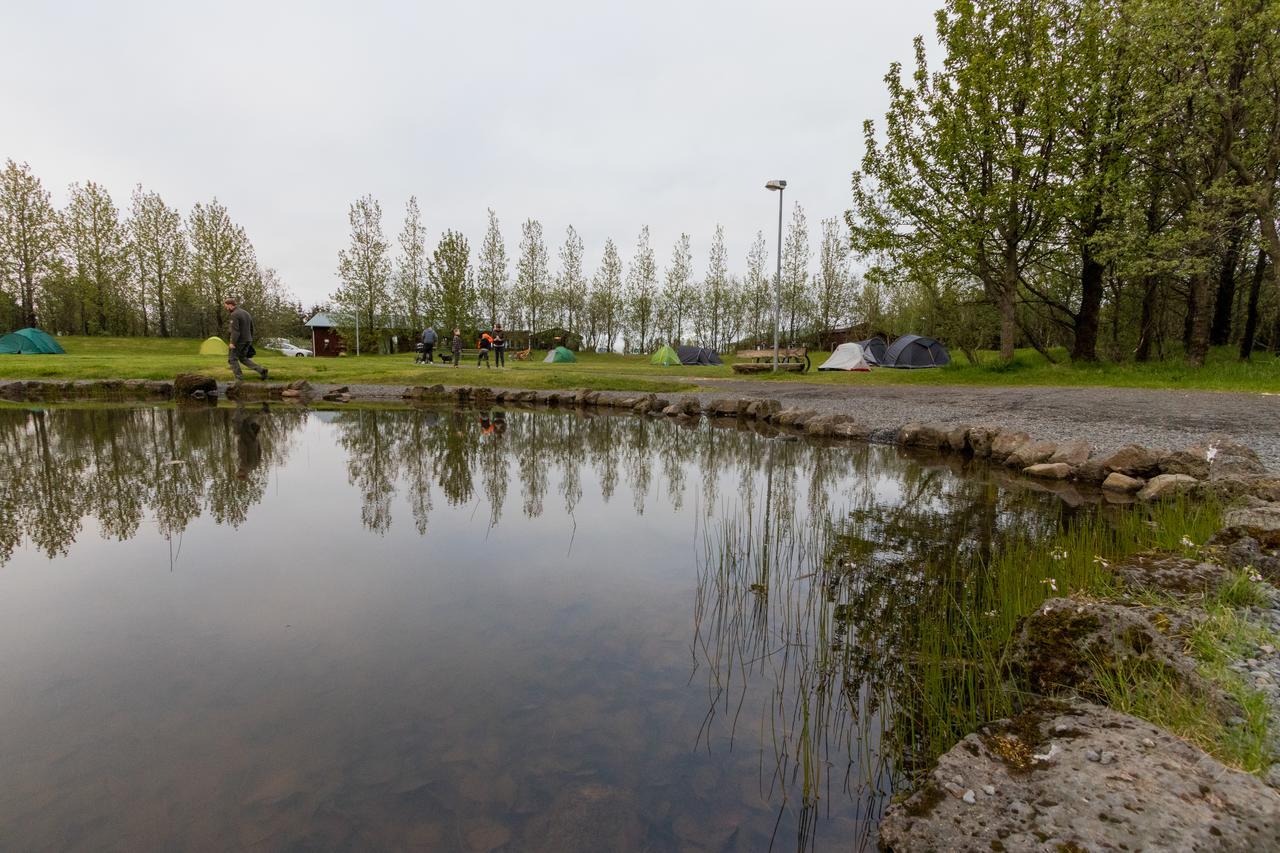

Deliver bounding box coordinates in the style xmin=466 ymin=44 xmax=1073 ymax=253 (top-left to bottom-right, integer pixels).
xmin=0 ymin=336 xmax=1275 ymax=393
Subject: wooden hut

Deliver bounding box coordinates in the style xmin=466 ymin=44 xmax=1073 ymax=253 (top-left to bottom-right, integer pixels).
xmin=304 ymin=313 xmax=346 ymax=357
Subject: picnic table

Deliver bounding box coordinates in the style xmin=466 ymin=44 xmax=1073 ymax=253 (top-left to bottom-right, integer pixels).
xmin=730 ymin=347 xmax=810 ymax=373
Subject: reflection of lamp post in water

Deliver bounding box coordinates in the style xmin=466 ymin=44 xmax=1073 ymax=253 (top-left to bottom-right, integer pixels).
xmin=766 ymin=180 xmax=787 ymax=372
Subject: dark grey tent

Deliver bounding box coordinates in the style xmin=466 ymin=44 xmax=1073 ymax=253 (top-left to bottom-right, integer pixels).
xmin=856 ymin=337 xmax=888 ymax=365
xmin=882 ymin=334 xmax=950 ymax=368
xmin=676 ymin=345 xmax=723 ymax=366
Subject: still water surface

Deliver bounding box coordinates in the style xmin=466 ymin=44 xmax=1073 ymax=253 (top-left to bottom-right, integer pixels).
xmin=0 ymin=405 xmax=1092 ymax=851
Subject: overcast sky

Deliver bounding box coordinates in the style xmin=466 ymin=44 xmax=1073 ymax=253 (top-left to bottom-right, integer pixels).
xmin=4 ymin=0 xmax=940 ymax=306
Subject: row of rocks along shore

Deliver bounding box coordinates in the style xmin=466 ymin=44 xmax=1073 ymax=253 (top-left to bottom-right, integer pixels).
xmin=5 ymin=374 xmax=1280 ymax=850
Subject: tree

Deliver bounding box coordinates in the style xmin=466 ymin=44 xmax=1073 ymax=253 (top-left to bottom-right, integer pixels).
xmin=128 ymin=186 xmax=185 ymax=337
xmin=0 ymin=159 xmax=59 ymax=327
xmin=514 ymin=219 xmax=550 ymax=343
xmin=556 ymin=224 xmax=587 ymax=333
xmin=189 ymin=198 xmax=257 ymax=337
xmin=335 ymin=194 xmax=391 ymax=352
xmin=626 ymin=226 xmax=657 ymax=352
xmin=590 ymin=237 xmax=625 ymax=351
xmin=700 ymin=224 xmax=730 ymax=349
xmin=476 ymin=208 xmax=508 ymax=327
xmin=658 ymin=232 xmax=694 ymax=345
xmin=813 ymin=216 xmax=850 ymax=343
xmin=780 ymin=202 xmax=810 ymax=344
xmin=429 ymin=230 xmax=472 ymax=332
xmin=743 ymin=231 xmax=770 ymax=345
xmin=394 ymin=196 xmax=429 ymax=331
xmin=64 ymin=181 xmax=129 ymax=335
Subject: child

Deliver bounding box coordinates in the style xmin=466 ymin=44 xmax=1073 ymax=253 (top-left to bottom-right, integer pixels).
xmin=451 ymin=328 xmax=463 ymax=367
xmin=477 ymin=330 xmax=493 ymax=368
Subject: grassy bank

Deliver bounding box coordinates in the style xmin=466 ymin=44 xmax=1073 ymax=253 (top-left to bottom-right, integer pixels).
xmin=0 ymin=336 xmax=1276 ymax=393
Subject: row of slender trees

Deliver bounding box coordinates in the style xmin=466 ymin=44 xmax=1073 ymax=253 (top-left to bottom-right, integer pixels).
xmin=0 ymin=159 xmax=304 ymax=339
xmin=333 ymin=195 xmax=863 ymax=353
xmin=849 ymin=0 xmax=1280 ymax=365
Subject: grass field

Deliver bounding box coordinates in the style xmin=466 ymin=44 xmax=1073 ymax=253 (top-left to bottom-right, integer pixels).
xmin=0 ymin=336 xmax=1276 ymax=393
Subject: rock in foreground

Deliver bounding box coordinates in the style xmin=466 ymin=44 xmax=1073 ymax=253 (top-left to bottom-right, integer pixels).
xmin=878 ymin=700 xmax=1280 ymax=852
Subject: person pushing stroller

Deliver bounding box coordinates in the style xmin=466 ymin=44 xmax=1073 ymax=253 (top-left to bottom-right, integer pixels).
xmin=418 ymin=326 xmax=438 ymax=364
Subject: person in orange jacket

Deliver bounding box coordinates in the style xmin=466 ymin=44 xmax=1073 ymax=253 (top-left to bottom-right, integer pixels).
xmin=477 ymin=331 xmax=494 ymax=368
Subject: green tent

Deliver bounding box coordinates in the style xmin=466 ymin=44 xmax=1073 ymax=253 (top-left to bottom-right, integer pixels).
xmin=0 ymin=327 xmax=65 ymax=354
xmin=542 ymin=346 xmax=577 ymax=363
xmin=650 ymin=344 xmax=681 ymax=366
xmin=199 ymin=336 xmax=228 ymax=355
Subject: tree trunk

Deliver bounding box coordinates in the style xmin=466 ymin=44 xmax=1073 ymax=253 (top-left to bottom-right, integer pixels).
xmin=1186 ymin=271 xmax=1214 ymax=366
xmin=1182 ymin=281 xmax=1196 ymax=354
xmin=1135 ymin=275 xmax=1159 ymax=362
xmin=1239 ymin=247 xmax=1267 ymax=359
xmin=1072 ymin=242 xmax=1104 ymax=361
xmin=997 ymin=244 xmax=1019 ymax=361
xmin=1211 ymin=222 xmax=1244 ymax=346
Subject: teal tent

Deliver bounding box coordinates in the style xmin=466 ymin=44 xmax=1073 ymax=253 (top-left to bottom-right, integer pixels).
xmin=0 ymin=328 xmax=65 ymax=354
xmin=543 ymin=346 xmax=577 ymax=363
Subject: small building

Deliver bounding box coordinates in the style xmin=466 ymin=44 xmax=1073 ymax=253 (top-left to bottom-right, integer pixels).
xmin=304 ymin=313 xmax=346 ymax=357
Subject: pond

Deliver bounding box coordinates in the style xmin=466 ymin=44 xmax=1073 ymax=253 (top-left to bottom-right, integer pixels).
xmin=0 ymin=403 xmax=1105 ymax=851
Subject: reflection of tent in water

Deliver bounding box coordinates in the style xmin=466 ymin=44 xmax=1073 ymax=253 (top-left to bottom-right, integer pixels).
xmin=543 ymin=346 xmax=577 ymax=363
xmin=882 ymin=334 xmax=950 ymax=368
xmin=650 ymin=344 xmax=681 ymax=366
xmin=855 ymin=337 xmax=887 ymax=365
xmin=676 ymin=345 xmax=722 ymax=366
xmin=818 ymin=342 xmax=872 ymax=372
xmin=0 ymin=327 xmax=65 ymax=354
xmin=199 ymin=336 xmax=228 ymax=355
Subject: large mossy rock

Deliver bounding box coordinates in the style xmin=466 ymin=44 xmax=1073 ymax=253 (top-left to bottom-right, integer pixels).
xmin=173 ymin=373 xmax=217 ymax=398
xmin=879 ymin=700 xmax=1280 ymax=852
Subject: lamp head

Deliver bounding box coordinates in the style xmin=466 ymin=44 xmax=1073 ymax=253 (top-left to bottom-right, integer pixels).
xmin=765 ymin=180 xmax=787 ymax=191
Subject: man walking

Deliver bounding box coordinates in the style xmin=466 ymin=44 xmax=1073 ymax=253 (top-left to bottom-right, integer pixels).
xmin=224 ymin=297 xmax=268 ymax=381
xmin=420 ymin=325 xmax=438 ymax=364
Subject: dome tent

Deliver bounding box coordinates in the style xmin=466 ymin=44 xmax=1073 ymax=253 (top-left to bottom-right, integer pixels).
xmin=0 ymin=327 xmax=65 ymax=354
xmin=543 ymin=346 xmax=577 ymax=363
xmin=198 ymin=336 xmax=228 ymax=355
xmin=650 ymin=344 xmax=681 ymax=366
xmin=818 ymin=342 xmax=872 ymax=372
xmin=855 ymin=337 xmax=888 ymax=365
xmin=676 ymin=345 xmax=723 ymax=366
xmin=882 ymin=334 xmax=950 ymax=369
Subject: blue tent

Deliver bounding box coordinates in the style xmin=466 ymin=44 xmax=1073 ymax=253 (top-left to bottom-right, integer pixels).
xmin=882 ymin=334 xmax=949 ymax=369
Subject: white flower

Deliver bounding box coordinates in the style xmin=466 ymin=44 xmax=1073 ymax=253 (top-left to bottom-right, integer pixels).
xmin=1205 ymin=445 xmax=1218 ymax=462
xmin=1092 ymin=556 xmax=1110 ymax=568
xmin=1051 ymin=548 xmax=1068 ymax=561
xmin=1040 ymin=578 xmax=1059 ymax=592
xmin=985 ymin=609 xmax=998 ymax=618
xmin=1180 ymin=535 xmax=1196 ymax=549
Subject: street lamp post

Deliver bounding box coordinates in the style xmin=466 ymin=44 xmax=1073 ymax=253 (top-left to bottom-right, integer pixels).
xmin=766 ymin=180 xmax=787 ymax=372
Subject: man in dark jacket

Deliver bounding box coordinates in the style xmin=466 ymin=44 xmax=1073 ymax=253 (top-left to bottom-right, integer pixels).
xmin=420 ymin=326 xmax=438 ymax=364
xmin=223 ymin=297 xmax=268 ymax=381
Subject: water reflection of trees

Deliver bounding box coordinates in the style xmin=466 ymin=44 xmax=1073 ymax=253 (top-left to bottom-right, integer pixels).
xmin=0 ymin=406 xmax=304 ymax=565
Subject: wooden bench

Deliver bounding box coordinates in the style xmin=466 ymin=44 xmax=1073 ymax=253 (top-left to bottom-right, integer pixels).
xmin=731 ymin=347 xmax=810 ymax=373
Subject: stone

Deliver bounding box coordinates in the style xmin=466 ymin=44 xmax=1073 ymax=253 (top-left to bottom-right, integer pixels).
xmin=1097 ymin=443 xmax=1163 ymax=478
xmin=966 ymin=427 xmax=997 ymax=459
xmin=1048 ymin=439 xmax=1091 ymax=467
xmin=1158 ymin=446 xmax=1211 ymax=479
xmin=878 ymin=700 xmax=1280 ymax=852
xmin=944 ymin=426 xmax=970 ymax=453
xmin=899 ymin=422 xmax=950 ymax=449
xmin=1113 ymin=554 xmax=1232 ymax=595
xmin=1217 ymin=536 xmax=1280 ymax=583
xmin=830 ymin=421 xmax=870 ymax=440
xmin=989 ymin=430 xmax=1032 ymax=462
xmin=743 ymin=398 xmax=781 ymax=419
xmin=286 ymin=379 xmax=312 ymax=393
xmin=775 ymin=408 xmax=811 ymax=428
xmin=706 ymin=398 xmax=741 ymax=417
xmin=1023 ymin=463 xmax=1073 ymax=480
xmin=1219 ymin=504 xmax=1280 ymax=548
xmin=1137 ymin=473 xmax=1198 ymax=502
xmin=1102 ymin=472 xmax=1144 ymax=493
xmin=1074 ymin=456 xmax=1110 ymax=484
xmin=520 ymin=784 xmax=643 ymax=852
xmin=1208 ymin=439 xmax=1266 ymax=480
xmin=1007 ymin=439 xmax=1058 ymax=468
xmin=174 ymin=373 xmax=217 ymax=397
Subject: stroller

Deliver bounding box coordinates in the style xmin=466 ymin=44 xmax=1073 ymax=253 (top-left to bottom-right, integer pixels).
xmin=414 ymin=342 xmax=431 ymax=364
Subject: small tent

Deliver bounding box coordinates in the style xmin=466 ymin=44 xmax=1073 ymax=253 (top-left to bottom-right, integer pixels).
xmin=818 ymin=342 xmax=872 ymax=372
xmin=856 ymin=337 xmax=888 ymax=366
xmin=0 ymin=327 xmax=65 ymax=354
xmin=543 ymin=346 xmax=577 ymax=363
xmin=882 ymin=334 xmax=950 ymax=369
xmin=676 ymin=345 xmax=723 ymax=366
xmin=199 ymin=336 xmax=228 ymax=355
xmin=651 ymin=344 xmax=682 ymax=366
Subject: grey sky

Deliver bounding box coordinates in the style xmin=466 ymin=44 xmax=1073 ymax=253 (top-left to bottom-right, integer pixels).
xmin=4 ymin=0 xmax=940 ymax=306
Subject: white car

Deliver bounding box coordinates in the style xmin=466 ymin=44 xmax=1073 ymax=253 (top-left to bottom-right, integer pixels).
xmin=275 ymin=342 xmax=312 ymax=357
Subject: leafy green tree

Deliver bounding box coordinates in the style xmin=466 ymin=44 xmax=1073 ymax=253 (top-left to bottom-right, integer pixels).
xmin=743 ymin=231 xmax=770 ymax=345
xmin=812 ymin=216 xmax=850 ymax=344
xmin=780 ymin=202 xmax=810 ymax=345
xmin=625 ymin=226 xmax=657 ymax=352
xmin=429 ymin=229 xmax=472 ymax=333
xmin=477 ymin=208 xmax=507 ymax=327
xmin=64 ymin=181 xmax=129 ymax=335
xmin=514 ymin=218 xmax=550 ymax=343
xmin=659 ymin=232 xmax=693 ymax=344
xmin=556 ymin=224 xmax=586 ymax=333
xmin=395 ymin=195 xmax=429 ymax=331
xmin=588 ymin=237 xmax=624 ymax=351
xmin=128 ymin=186 xmax=185 ymax=337
xmin=189 ymin=198 xmax=257 ymax=337
xmin=0 ymin=159 xmax=59 ymax=327
xmin=334 ymin=194 xmax=391 ymax=352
